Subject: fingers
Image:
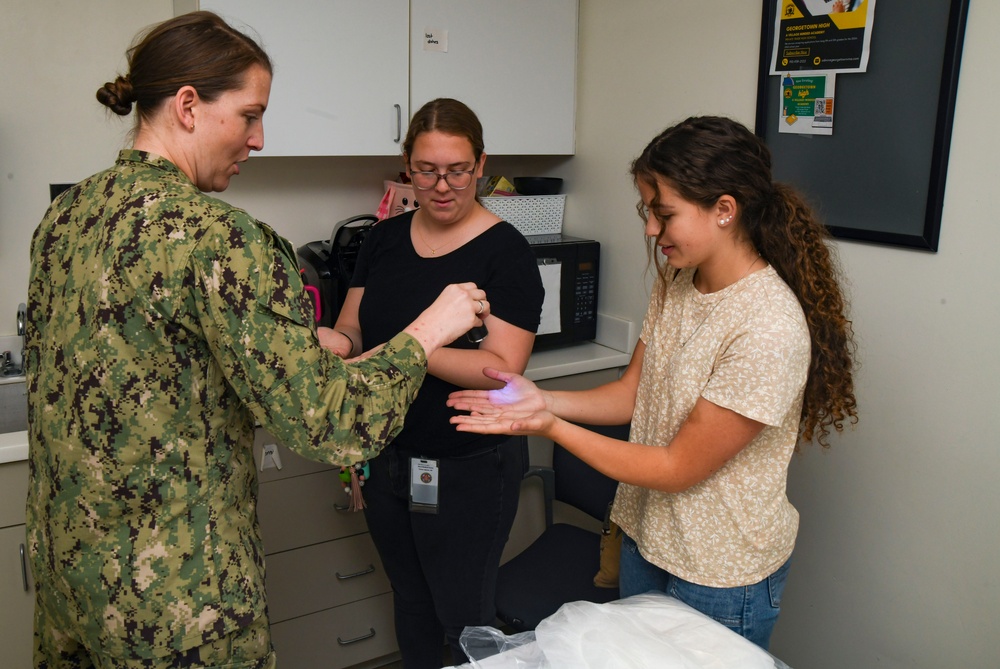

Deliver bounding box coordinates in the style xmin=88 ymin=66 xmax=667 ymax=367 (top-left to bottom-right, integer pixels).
xmin=480 ymin=367 xmax=508 ymax=382
xmin=448 ymin=389 xmax=494 ymax=402
xmin=405 ymin=283 xmax=490 ymax=355
xmin=454 ymin=282 xmax=490 ymax=323
xmin=450 ymin=414 xmax=526 ymax=435
xmin=447 ymin=399 xmax=497 ymax=415
xmin=317 ymin=326 xmax=350 ymax=357
xmin=446 ymin=391 xmax=494 ymax=413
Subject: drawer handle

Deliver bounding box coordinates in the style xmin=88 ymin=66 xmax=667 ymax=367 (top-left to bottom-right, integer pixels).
xmin=334 ymin=502 xmax=350 ymax=512
xmin=337 ymin=627 xmax=376 ymax=646
xmin=335 ymin=563 xmax=375 ymax=580
xmin=20 ymin=543 xmax=29 ymax=592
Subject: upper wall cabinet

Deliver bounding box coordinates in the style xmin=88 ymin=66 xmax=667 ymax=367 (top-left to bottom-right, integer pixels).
xmin=410 ymin=0 xmax=578 ymax=155
xmin=194 ymin=1 xmax=578 ymax=156
xmin=200 ymin=0 xmax=409 ymax=156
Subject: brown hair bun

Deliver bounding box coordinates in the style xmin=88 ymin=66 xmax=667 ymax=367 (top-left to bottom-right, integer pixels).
xmin=96 ymin=75 xmax=135 ymax=116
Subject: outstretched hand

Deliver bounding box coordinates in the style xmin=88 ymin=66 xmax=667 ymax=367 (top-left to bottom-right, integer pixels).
xmin=447 ymin=367 xmax=546 ymax=413
xmin=447 ymin=367 xmax=555 ymax=436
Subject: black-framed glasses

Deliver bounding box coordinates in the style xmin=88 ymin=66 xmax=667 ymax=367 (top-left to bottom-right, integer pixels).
xmin=409 ymin=168 xmax=476 ymax=191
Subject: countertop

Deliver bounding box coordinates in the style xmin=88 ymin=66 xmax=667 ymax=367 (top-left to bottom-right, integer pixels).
xmin=0 ymin=314 xmax=634 ymax=465
xmin=0 ymin=430 xmax=28 ymax=465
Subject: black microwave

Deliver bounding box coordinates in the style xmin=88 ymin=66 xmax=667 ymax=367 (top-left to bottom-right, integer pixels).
xmin=526 ymin=234 xmax=600 ymax=350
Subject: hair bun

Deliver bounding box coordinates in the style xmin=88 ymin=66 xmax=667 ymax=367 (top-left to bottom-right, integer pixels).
xmin=96 ymin=75 xmax=135 ymax=116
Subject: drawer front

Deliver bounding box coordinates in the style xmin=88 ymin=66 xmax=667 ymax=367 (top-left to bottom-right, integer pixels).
xmin=0 ymin=461 xmax=29 ymax=528
xmin=265 ymin=533 xmax=390 ymax=623
xmin=271 ymin=593 xmax=398 ymax=669
xmin=256 ymin=470 xmax=368 ymax=554
xmin=253 ymin=432 xmax=334 ymax=484
xmin=0 ymin=524 xmax=34 ymax=669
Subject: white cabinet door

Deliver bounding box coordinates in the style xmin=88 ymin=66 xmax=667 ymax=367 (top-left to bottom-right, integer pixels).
xmin=203 ymin=0 xmax=409 ymax=156
xmin=409 ymin=0 xmax=578 ymax=155
xmin=0 ymin=525 xmax=33 ymax=669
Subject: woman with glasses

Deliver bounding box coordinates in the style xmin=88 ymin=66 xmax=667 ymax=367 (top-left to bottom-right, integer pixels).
xmin=331 ymin=98 xmax=543 ymax=667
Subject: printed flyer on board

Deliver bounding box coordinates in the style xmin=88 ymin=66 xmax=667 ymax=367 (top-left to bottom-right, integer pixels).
xmin=778 ymin=72 xmax=836 ymax=135
xmin=769 ymin=0 xmax=876 ymax=74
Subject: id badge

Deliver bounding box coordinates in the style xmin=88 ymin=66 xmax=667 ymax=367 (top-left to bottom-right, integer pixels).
xmin=409 ymin=457 xmax=440 ymax=514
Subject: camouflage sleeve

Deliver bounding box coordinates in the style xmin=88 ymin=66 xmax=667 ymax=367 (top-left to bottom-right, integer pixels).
xmin=191 ymin=210 xmax=427 ymax=465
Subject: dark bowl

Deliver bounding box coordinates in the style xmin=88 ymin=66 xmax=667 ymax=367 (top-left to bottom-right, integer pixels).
xmin=513 ymin=177 xmax=563 ymax=196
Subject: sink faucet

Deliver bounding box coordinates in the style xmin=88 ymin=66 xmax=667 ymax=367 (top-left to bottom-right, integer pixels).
xmin=2 ymin=303 xmax=26 ymax=377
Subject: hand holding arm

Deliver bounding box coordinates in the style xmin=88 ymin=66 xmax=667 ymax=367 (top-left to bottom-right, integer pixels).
xmin=403 ymin=282 xmax=488 ymax=357
xmin=333 ymin=283 xmax=489 ymax=361
xmin=317 ymin=327 xmax=355 ymax=357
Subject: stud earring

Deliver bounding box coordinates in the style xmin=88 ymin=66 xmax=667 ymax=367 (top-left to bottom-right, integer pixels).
xmin=718 ymin=216 xmax=732 ymax=226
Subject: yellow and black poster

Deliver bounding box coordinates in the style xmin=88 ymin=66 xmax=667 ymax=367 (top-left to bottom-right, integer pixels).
xmin=769 ymin=0 xmax=876 ymax=74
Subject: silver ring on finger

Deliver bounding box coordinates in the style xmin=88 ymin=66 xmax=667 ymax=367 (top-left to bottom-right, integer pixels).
xmin=476 ymin=300 xmax=485 ymax=315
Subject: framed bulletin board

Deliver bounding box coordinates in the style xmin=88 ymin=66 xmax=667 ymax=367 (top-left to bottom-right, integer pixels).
xmin=755 ymin=0 xmax=969 ymax=252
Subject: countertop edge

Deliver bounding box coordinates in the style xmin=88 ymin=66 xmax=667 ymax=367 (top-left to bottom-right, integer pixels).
xmin=0 ymin=430 xmax=28 ymax=465
xmin=524 ymin=341 xmax=631 ymax=381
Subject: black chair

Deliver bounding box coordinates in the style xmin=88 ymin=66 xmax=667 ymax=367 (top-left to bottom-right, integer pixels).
xmin=494 ymin=423 xmax=629 ymax=631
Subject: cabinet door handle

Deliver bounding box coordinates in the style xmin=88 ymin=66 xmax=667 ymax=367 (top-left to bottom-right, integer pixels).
xmin=20 ymin=543 xmax=29 ymax=592
xmin=337 ymin=627 xmax=376 ymax=646
xmin=335 ymin=563 xmax=375 ymax=580
xmin=394 ymin=104 xmax=402 ymax=143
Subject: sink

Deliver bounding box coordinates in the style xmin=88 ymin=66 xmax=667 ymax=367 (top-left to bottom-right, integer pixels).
xmin=0 ymin=377 xmax=27 ymax=434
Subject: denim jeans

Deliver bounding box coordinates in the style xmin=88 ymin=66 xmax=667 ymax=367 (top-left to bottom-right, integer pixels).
xmin=619 ymin=533 xmax=791 ymax=650
xmin=363 ymin=440 xmax=524 ymax=668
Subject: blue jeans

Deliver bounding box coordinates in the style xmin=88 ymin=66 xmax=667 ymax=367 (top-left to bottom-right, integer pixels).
xmin=619 ymin=533 xmax=790 ymax=650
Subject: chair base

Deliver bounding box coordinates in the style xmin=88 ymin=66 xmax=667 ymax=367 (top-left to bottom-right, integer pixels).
xmin=495 ymin=523 xmax=620 ymax=632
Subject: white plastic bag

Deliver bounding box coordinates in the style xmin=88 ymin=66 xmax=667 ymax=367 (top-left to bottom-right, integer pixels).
xmin=454 ymin=594 xmax=790 ymax=669
xmin=458 ymin=626 xmax=547 ymax=668
xmin=535 ymin=593 xmax=781 ymax=669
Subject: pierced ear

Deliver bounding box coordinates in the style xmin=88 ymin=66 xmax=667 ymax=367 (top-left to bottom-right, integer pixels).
xmin=716 ymin=195 xmax=738 ymax=224
xmin=173 ymin=85 xmax=199 ymax=132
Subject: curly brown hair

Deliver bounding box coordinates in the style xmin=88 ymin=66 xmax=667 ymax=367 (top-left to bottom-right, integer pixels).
xmin=631 ymin=116 xmax=857 ymax=447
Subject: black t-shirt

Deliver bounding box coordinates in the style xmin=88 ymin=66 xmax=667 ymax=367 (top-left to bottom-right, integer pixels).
xmin=352 ymin=210 xmax=544 ymax=456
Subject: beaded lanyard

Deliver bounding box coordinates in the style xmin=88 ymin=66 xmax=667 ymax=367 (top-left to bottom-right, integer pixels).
xmin=339 ymin=462 xmax=370 ymax=511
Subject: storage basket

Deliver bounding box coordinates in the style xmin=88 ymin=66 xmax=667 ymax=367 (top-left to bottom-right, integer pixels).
xmin=482 ymin=195 xmax=565 ymax=235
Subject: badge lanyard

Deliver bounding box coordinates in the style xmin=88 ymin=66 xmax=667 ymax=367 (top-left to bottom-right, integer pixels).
xmin=409 ymin=457 xmax=440 ymax=514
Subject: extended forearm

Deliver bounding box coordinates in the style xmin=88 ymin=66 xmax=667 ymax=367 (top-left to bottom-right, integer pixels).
xmin=548 ymin=380 xmax=637 ymax=426
xmin=266 ymin=332 xmax=427 ymax=466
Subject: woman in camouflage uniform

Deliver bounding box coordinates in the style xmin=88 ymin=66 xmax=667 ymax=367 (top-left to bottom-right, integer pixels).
xmin=24 ymin=11 xmax=488 ymax=669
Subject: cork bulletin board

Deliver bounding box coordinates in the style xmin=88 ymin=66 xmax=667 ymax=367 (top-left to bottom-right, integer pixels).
xmin=754 ymin=0 xmax=969 ymax=252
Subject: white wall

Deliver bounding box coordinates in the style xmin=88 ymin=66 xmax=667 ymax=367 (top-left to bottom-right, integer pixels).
xmin=0 ymin=1 xmax=171 ymax=336
xmin=2 ymin=1 xmax=998 ymax=667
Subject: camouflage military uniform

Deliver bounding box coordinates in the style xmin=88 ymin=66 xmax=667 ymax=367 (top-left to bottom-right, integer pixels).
xmin=24 ymin=150 xmax=427 ymax=662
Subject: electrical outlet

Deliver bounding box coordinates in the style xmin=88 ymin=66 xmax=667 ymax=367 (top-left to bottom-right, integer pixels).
xmin=260 ymin=443 xmax=282 ymax=471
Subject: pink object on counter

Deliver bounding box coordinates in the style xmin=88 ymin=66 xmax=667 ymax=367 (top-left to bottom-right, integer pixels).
xmin=303 ymin=285 xmax=321 ymax=323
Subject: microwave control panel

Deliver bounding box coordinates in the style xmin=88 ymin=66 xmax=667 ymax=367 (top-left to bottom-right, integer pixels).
xmin=573 ymin=259 xmax=598 ymax=324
